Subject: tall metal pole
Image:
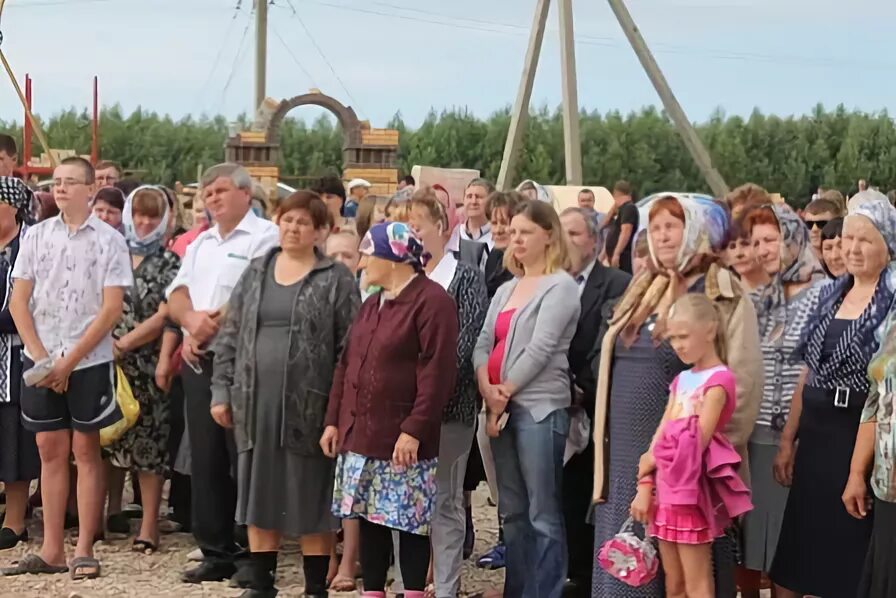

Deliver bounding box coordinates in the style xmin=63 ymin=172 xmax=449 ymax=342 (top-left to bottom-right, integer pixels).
xmin=558 ymin=0 xmax=582 ymax=185
xmin=605 ymin=0 xmax=729 ymax=197
xmin=254 ymin=0 xmax=268 ymax=111
xmin=496 ymin=0 xmax=551 ymax=191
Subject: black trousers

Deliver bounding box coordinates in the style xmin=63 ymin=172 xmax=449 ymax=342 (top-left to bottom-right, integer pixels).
xmin=562 ymin=438 xmax=594 ymax=595
xmin=183 ymin=356 xmax=238 ymax=565
xmin=166 ymin=376 xmax=191 ymax=530
xmin=358 ymin=518 xmax=430 ymax=591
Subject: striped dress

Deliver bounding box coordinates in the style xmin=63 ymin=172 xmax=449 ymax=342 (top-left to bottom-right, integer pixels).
xmin=742 ymin=282 xmax=823 ymax=572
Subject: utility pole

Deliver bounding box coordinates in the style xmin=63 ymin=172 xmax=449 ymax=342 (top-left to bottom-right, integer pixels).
xmin=558 ymin=0 xmax=582 ymax=185
xmin=497 ymin=0 xmax=551 ymax=191
xmin=254 ymin=0 xmax=268 ymax=112
xmin=605 ymin=0 xmax=729 ymax=197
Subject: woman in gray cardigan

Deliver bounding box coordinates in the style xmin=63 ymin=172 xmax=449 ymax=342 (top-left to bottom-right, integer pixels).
xmin=473 ymin=200 xmax=581 ymax=598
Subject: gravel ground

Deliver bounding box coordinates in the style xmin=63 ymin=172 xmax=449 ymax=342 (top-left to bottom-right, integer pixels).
xmin=0 ymin=487 xmax=505 ymax=598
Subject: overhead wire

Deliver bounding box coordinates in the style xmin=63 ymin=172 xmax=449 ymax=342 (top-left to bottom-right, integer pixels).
xmin=294 ymin=0 xmax=896 ymax=72
xmin=270 ymin=21 xmax=319 ymax=89
xmin=194 ymin=0 xmax=245 ymax=112
xmin=219 ymin=4 xmax=254 ymax=108
xmin=279 ymin=0 xmax=366 ymax=116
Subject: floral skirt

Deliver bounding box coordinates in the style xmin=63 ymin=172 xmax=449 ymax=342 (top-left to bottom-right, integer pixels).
xmin=332 ymin=451 xmax=438 ymax=535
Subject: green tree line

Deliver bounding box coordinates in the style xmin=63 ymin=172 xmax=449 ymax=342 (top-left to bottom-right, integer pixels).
xmin=2 ymin=103 xmax=893 ymax=204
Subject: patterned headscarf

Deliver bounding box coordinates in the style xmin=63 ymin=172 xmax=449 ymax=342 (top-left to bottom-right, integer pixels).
xmin=755 ymin=204 xmax=825 ymax=340
xmin=794 ymin=192 xmax=896 ymax=388
xmin=0 ymin=177 xmax=36 ymax=226
xmin=359 ymin=221 xmax=425 ymax=272
xmin=848 ymin=190 xmax=896 ymax=260
xmin=122 ymin=185 xmax=171 ymax=257
xmin=693 ymin=197 xmax=730 ymax=253
xmin=614 ymin=196 xmax=723 ymax=345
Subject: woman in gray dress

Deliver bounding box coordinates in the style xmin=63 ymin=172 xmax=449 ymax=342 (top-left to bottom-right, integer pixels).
xmin=211 ymin=190 xmax=360 ymax=598
xmin=592 ymin=196 xmax=762 ymax=598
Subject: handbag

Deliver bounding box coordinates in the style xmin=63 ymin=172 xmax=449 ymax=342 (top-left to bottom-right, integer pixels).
xmin=99 ymin=365 xmax=141 ymax=447
xmin=597 ymin=517 xmax=659 ymax=587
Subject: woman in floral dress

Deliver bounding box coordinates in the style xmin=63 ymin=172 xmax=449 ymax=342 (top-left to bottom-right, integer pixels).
xmin=321 ymin=222 xmax=459 ymax=598
xmin=108 ymin=185 xmax=181 ymax=553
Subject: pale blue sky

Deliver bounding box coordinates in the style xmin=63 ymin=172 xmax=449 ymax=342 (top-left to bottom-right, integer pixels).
xmin=1 ymin=0 xmax=894 ymax=127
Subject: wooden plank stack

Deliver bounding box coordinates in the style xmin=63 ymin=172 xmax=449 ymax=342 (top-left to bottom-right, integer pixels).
xmin=344 ymin=167 xmax=398 ymax=197
xmin=360 ymin=128 xmax=400 ymax=147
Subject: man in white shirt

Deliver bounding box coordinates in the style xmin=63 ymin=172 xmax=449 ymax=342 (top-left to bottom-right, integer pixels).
xmin=166 ymin=163 xmax=278 ymax=585
xmin=6 ymin=157 xmax=132 ymax=579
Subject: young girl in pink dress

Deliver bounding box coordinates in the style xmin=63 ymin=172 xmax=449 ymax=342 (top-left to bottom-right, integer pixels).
xmin=630 ymin=293 xmax=753 ymax=598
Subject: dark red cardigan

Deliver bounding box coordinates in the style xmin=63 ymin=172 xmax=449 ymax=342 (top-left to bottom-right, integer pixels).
xmin=325 ymin=275 xmax=459 ymax=461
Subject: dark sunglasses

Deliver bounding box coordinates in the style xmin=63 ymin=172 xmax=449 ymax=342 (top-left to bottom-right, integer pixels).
xmin=804 ymin=219 xmax=830 ymax=230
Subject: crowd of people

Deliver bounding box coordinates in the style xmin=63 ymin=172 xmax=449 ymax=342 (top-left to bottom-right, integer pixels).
xmin=0 ymin=127 xmax=894 ymax=598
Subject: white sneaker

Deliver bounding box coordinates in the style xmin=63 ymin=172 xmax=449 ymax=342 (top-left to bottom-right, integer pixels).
xmin=187 ymin=548 xmax=204 ymax=562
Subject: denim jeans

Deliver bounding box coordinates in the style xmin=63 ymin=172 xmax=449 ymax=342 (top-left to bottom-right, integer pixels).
xmin=491 ymin=404 xmax=569 ymax=598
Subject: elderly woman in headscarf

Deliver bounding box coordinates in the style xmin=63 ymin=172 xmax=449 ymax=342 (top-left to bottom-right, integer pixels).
xmin=106 ymin=185 xmax=181 ymax=553
xmin=851 ymin=261 xmax=896 ymax=597
xmin=321 ymin=222 xmax=458 ymax=598
xmin=736 ymin=204 xmax=827 ymax=597
xmin=0 ymin=178 xmax=39 ymax=550
xmin=591 ymin=195 xmax=763 ymax=598
xmin=767 ymin=192 xmax=896 ymax=598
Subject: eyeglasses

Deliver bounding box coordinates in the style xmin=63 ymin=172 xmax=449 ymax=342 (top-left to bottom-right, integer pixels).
xmin=805 ymin=219 xmax=830 ymax=230
xmin=53 ymin=178 xmax=88 ymax=189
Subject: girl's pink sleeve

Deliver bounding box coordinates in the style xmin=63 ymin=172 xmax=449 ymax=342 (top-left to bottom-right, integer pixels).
xmin=705 ymin=368 xmax=737 ymax=425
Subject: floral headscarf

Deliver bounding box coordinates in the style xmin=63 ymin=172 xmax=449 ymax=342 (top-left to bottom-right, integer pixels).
xmin=755 ymin=204 xmax=825 ymax=339
xmin=614 ymin=196 xmax=722 ymax=345
xmin=359 ymin=221 xmax=425 ymax=272
xmin=693 ymin=197 xmax=730 ymax=253
xmin=0 ymin=177 xmax=36 ymax=226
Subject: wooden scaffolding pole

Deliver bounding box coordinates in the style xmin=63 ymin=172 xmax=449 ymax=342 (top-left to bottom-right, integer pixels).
xmin=496 ymin=0 xmax=551 ymax=191
xmin=605 ymin=0 xmax=729 ymax=196
xmin=558 ymin=0 xmax=582 ymax=185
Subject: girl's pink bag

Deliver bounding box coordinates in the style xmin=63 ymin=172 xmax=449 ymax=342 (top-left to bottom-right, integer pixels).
xmin=597 ymin=517 xmax=659 ymax=587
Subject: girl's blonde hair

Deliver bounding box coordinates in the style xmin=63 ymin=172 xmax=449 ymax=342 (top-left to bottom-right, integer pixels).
xmin=503 ymin=200 xmax=571 ymax=277
xmin=668 ymin=293 xmax=728 ymax=363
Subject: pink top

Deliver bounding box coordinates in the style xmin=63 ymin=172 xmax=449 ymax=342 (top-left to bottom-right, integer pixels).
xmin=653 ymin=366 xmax=752 ymax=537
xmin=488 ymin=309 xmax=516 ymax=385
xmin=170 ymin=225 xmax=209 ymax=258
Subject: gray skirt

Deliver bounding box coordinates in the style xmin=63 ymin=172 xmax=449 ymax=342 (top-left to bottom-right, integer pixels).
xmin=742 ymin=441 xmax=790 ymax=572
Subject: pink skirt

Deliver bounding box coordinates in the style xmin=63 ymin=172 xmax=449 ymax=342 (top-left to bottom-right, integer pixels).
xmin=650 ymin=504 xmax=716 ymax=545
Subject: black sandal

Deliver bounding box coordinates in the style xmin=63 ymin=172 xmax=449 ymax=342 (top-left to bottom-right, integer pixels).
xmin=132 ymin=538 xmax=158 ymax=554
xmin=1 ymin=554 xmax=68 ymax=576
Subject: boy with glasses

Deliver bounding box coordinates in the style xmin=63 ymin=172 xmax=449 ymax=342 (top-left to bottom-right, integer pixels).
xmin=3 ymin=156 xmax=132 ymax=580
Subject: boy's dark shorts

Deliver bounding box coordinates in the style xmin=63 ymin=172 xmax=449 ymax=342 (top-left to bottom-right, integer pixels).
xmin=20 ymin=357 xmax=123 ymax=433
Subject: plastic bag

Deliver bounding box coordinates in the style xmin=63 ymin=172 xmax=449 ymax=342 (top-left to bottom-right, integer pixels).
xmin=99 ymin=365 xmax=140 ymax=447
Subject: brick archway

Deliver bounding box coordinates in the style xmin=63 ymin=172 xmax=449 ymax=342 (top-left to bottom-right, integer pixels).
xmin=266 ymin=92 xmax=362 ymax=150
xmin=225 ymin=90 xmax=401 ymax=199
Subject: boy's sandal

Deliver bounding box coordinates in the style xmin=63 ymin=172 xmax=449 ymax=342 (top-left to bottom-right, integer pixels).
xmin=69 ymin=556 xmax=101 ymax=580
xmin=1 ymin=554 xmax=68 ymax=576
xmin=132 ymin=538 xmax=159 ymax=554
